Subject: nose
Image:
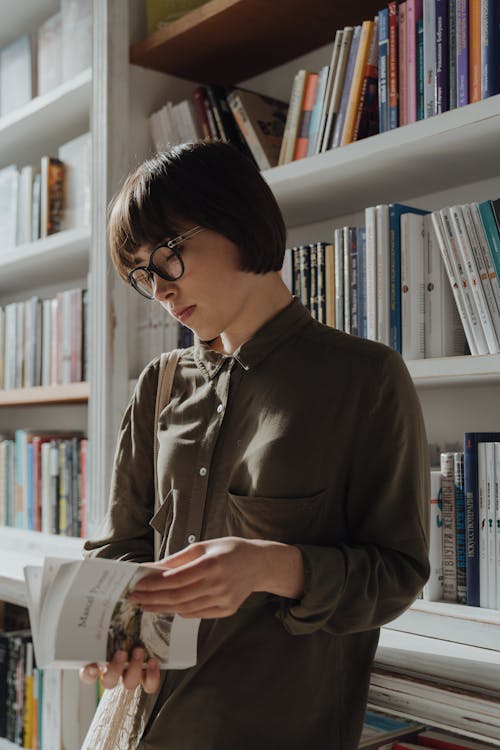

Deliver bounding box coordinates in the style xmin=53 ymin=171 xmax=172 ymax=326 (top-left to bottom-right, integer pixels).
xmin=152 ymin=273 xmax=176 ymax=302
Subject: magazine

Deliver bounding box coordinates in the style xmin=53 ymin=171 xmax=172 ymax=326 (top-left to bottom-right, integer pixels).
xmin=23 ymin=556 xmax=201 ymax=670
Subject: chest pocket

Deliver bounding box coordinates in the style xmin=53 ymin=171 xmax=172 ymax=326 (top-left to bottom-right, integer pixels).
xmin=226 ymin=489 xmax=327 ymax=545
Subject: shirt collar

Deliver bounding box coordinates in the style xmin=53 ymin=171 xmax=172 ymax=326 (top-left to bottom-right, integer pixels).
xmin=193 ymin=296 xmax=311 ymax=379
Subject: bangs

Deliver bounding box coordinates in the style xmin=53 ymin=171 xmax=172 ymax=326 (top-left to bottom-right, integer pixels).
xmin=108 ymin=166 xmax=184 ymax=281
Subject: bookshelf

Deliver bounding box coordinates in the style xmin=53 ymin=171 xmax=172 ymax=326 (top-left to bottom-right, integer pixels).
xmin=0 ymin=382 xmax=89 ymax=407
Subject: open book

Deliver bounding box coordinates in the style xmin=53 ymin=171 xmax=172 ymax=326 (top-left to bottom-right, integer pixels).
xmin=23 ymin=557 xmax=201 ymax=670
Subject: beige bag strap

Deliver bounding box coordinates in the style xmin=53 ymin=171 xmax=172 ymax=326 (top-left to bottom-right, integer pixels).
xmin=153 ymin=349 xmax=181 ymax=561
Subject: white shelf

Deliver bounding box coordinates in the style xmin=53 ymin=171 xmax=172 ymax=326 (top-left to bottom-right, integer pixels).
xmin=0 ymin=739 xmax=21 ymax=750
xmin=385 ymin=599 xmax=500 ymax=651
xmin=265 ymin=94 xmax=500 ymax=226
xmin=406 ymin=353 xmax=500 ymax=386
xmin=0 ymin=527 xmax=83 ymax=606
xmin=0 ymin=68 xmax=92 ymax=169
xmin=0 ymin=226 xmax=90 ymax=293
xmin=0 ymin=0 xmax=59 ymax=47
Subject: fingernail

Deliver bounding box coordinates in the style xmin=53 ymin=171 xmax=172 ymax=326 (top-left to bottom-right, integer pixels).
xmin=114 ymin=650 xmax=127 ymax=662
xmin=132 ymin=647 xmax=144 ymax=660
xmin=88 ymin=666 xmax=98 ymax=677
xmin=148 ymin=658 xmax=158 ymax=670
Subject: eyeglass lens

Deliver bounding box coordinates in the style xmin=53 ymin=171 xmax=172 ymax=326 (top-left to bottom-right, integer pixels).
xmin=131 ymin=246 xmax=184 ymax=298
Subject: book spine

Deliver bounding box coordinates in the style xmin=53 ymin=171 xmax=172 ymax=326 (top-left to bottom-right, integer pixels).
xmin=435 ymin=0 xmax=450 ymax=113
xmin=357 ymin=227 xmax=367 ymax=338
xmin=416 ymin=18 xmax=425 ymax=119
xmin=316 ymin=243 xmax=326 ymax=324
xmin=343 ymin=227 xmax=351 ymax=333
xmin=349 ymin=228 xmax=359 ymax=335
xmin=309 ymin=243 xmax=318 ymax=319
xmin=332 ymin=26 xmax=361 ymax=148
xmin=454 ymin=452 xmax=467 ymax=604
xmin=294 ymin=73 xmax=319 ymax=160
xmin=398 ymin=2 xmax=408 ymax=126
xmin=342 ymin=21 xmax=375 ymax=145
xmin=324 ymin=243 xmax=336 ymax=328
xmin=495 ymin=442 xmax=500 ymax=609
xmin=280 ymin=69 xmax=307 ymax=164
xmin=465 ymin=433 xmax=480 ymax=606
xmin=378 ymin=9 xmax=390 ymax=133
xmin=80 ymin=438 xmax=87 ymax=538
xmin=192 ymin=87 xmax=213 ymax=139
xmin=365 ymin=207 xmax=378 ymax=340
xmin=299 ymin=245 xmax=311 ymax=311
xmin=376 ymin=204 xmax=391 ymax=345
xmin=306 ymin=65 xmax=329 ymax=156
xmin=486 ymin=442 xmax=497 ymax=607
xmin=353 ymin=19 xmax=379 ymax=142
xmin=389 ymin=205 xmax=402 ymax=352
xmin=334 ymin=228 xmax=345 ymax=330
xmin=227 ymin=92 xmax=271 ymax=170
xmin=478 ymin=200 xmax=500 ymax=281
xmin=478 ymin=441 xmax=489 ymax=606
xmin=423 ymin=470 xmax=444 ymax=601
xmin=388 ymin=1 xmax=399 ymax=128
xmin=406 ymin=0 xmax=420 ymax=123
xmin=448 ymin=0 xmax=457 ymax=108
xmin=316 ymin=30 xmax=343 ymax=154
xmin=441 ymin=451 xmax=458 ymax=601
xmin=456 ymin=0 xmax=469 ymax=106
xmin=423 ymin=0 xmax=437 ymax=116
xmin=481 ymin=0 xmax=500 ymax=98
xmin=292 ymin=246 xmax=301 ymax=299
xmin=469 ymin=0 xmax=482 ymax=102
xmin=401 ymin=213 xmax=425 ymax=359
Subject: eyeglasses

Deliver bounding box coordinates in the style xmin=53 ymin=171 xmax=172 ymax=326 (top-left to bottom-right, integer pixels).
xmin=128 ymin=225 xmax=204 ymax=299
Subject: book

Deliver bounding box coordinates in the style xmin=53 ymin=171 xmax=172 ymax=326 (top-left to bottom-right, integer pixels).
xmin=365 ymin=206 xmax=378 ymax=341
xmin=378 ymin=8 xmax=390 ymax=133
xmin=58 ymin=132 xmax=91 ymax=229
xmin=226 ymin=88 xmax=288 ymax=171
xmin=435 ymin=0 xmax=450 ymax=113
xmin=353 ymin=18 xmax=379 ymax=142
xmin=278 ymin=69 xmax=308 ymax=164
xmin=406 ymin=0 xmax=424 ymax=124
xmin=357 ymin=227 xmax=367 ymax=338
xmin=469 ymin=0 xmax=482 ymax=102
xmin=449 ymin=0 xmax=458 ymax=109
xmin=376 ymin=204 xmax=390 ymax=345
xmin=454 ymin=452 xmax=467 ymax=604
xmin=322 ymin=28 xmax=354 ymax=151
xmin=0 ymin=165 xmax=19 ymax=252
xmin=401 ymin=213 xmax=425 ymax=359
xmin=481 ymin=0 xmax=500 ymax=98
xmin=332 ymin=25 xmax=361 ymax=148
xmin=423 ymin=470 xmax=444 ymax=601
xmin=478 ymin=441 xmax=489 ymax=607
xmin=388 ymin=1 xmax=399 ymax=128
xmin=40 ymin=157 xmax=65 ymax=238
xmin=417 ymin=728 xmax=499 ymax=749
xmin=306 ymin=65 xmax=329 ymax=156
xmin=399 ymin=2 xmax=408 ymax=126
xmin=341 ymin=20 xmax=375 ymax=146
xmin=416 ymin=17 xmax=425 ymax=119
xmin=359 ymin=708 xmax=425 ymax=748
xmin=423 ymin=0 xmax=437 ymax=117
xmin=293 ymin=72 xmax=319 ymax=160
xmin=315 ymin=31 xmax=343 ymax=154
xmin=0 ymin=34 xmax=35 ymax=117
xmin=456 ymin=0 xmax=469 ymax=107
xmin=24 ymin=557 xmax=201 ymax=669
xmin=61 ymin=0 xmax=92 ymax=81
xmin=485 ymin=442 xmax=497 ymax=608
xmin=334 ymin=227 xmax=344 ymax=330
xmin=441 ymin=451 xmax=458 ymax=601
xmin=37 ymin=12 xmax=63 ymax=96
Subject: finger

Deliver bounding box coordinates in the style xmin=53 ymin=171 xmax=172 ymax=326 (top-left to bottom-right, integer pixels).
xmin=133 ymin=579 xmax=223 ymax=608
xmin=122 ymin=647 xmax=146 ymax=690
xmin=157 ymin=543 xmax=205 ymax=570
xmin=177 ymin=605 xmax=227 ymax=619
xmin=79 ymin=663 xmax=100 ymax=684
xmin=142 ymin=659 xmax=160 ymax=694
xmin=101 ymin=650 xmax=128 ymax=689
xmin=141 ymin=592 xmax=219 ymax=614
xmin=134 ymin=555 xmax=213 ymax=593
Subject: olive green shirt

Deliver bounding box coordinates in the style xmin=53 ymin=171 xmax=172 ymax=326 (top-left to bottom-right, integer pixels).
xmin=84 ymin=297 xmax=430 ymax=750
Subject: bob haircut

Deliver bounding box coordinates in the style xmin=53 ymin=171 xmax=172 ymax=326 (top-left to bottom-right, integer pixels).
xmin=108 ymin=140 xmax=287 ymax=281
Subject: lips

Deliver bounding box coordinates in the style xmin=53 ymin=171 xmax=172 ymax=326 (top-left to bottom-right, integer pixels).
xmin=172 ymin=305 xmax=196 ymax=323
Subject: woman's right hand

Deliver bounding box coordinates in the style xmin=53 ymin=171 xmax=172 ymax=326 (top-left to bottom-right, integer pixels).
xmin=79 ymin=647 xmax=160 ymax=693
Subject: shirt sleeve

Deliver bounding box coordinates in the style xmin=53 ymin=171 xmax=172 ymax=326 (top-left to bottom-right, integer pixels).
xmin=83 ymin=357 xmax=160 ymax=563
xmin=275 ymin=348 xmax=430 ymax=636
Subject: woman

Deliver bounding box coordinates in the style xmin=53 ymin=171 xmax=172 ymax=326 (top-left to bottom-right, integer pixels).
xmin=82 ymin=140 xmax=430 ymax=749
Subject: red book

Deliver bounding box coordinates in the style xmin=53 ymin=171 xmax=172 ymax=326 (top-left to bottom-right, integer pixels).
xmin=293 ymin=72 xmax=319 ymax=160
xmin=416 ymin=730 xmax=495 ymax=750
xmin=192 ymin=86 xmax=213 ymax=139
xmin=469 ymin=0 xmax=481 ymax=102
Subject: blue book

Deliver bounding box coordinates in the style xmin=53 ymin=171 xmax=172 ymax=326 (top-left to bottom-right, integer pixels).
xmin=435 ymin=0 xmax=450 ymax=113
xmin=416 ymin=18 xmax=425 ymax=119
xmin=356 ymin=227 xmax=367 ymax=338
xmin=389 ymin=204 xmax=429 ymax=352
xmin=464 ymin=432 xmax=500 ymax=606
xmin=481 ymin=0 xmax=500 ymax=98
xmin=454 ymin=452 xmax=466 ymax=604
xmin=378 ymin=8 xmax=389 ymax=133
xmin=27 ymin=443 xmax=34 ymax=530
xmin=477 ymin=200 xmax=500 ymax=280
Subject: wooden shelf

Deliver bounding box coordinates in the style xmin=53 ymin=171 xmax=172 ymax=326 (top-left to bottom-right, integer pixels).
xmin=265 ymin=94 xmax=500 ymax=226
xmin=0 ymin=382 xmax=89 ymax=407
xmin=406 ymin=353 xmax=500 ymax=387
xmin=130 ymin=0 xmax=384 ymax=84
xmin=0 ymin=527 xmax=83 ymax=606
xmin=0 ymin=68 xmax=91 ymax=170
xmin=0 ymin=226 xmax=90 ymax=294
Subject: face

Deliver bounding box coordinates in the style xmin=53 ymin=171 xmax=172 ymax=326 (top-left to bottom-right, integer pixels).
xmin=132 ymin=226 xmax=257 ymax=342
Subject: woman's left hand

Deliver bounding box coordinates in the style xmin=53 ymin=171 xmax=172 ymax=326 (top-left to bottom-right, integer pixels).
xmin=130 ymin=536 xmax=271 ymax=619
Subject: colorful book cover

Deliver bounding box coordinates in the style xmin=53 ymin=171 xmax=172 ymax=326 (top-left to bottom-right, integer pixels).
xmin=389 ymin=204 xmax=429 ymax=352
xmin=454 ymin=452 xmax=467 ymax=604
xmin=398 ymin=2 xmax=408 ymax=126
xmin=448 ymin=0 xmax=457 ymax=108
xmin=456 ymin=0 xmax=469 ymax=106
xmin=341 ymin=20 xmax=375 ymax=146
xmin=378 ymin=8 xmax=389 ymax=133
xmin=406 ymin=0 xmax=423 ymax=123
xmin=435 ymin=0 xmax=450 ymax=113
xmin=354 ymin=20 xmax=379 ymax=142
xmin=417 ymin=18 xmax=425 ymax=119
xmin=469 ymin=0 xmax=482 ymax=102
xmin=464 ymin=432 xmax=500 ymax=606
xmin=477 ymin=200 xmax=500 ymax=281
xmin=293 ymin=72 xmax=319 ymax=160
xmin=481 ymin=0 xmax=500 ymax=97
xmin=441 ymin=452 xmax=458 ymax=602
xmin=388 ymin=1 xmax=399 ymax=128
xmin=332 ymin=25 xmax=361 ymax=148
xmin=306 ymin=65 xmax=329 ymax=156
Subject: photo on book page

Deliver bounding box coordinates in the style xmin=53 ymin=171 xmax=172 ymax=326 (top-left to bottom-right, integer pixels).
xmin=23 ymin=557 xmax=201 ymax=670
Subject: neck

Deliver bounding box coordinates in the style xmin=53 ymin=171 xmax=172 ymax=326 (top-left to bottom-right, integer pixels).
xmin=212 ymin=273 xmax=292 ymax=355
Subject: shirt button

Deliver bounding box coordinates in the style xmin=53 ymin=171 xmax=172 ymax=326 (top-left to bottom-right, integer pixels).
xmin=187 ymin=534 xmax=196 ymax=544
xmin=199 ymin=467 xmax=207 ymax=476
xmin=217 ymin=404 xmax=223 ymax=414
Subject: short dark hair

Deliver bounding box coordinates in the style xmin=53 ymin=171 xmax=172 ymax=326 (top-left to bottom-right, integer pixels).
xmin=108 ymin=140 xmax=287 ymax=281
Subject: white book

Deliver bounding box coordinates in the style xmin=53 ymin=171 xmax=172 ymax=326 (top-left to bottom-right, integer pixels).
xmin=423 ymin=0 xmax=436 ymax=117
xmin=0 ymin=442 xmax=6 ymax=526
xmin=485 ymin=442 xmax=497 ymax=609
xmin=4 ymin=303 xmax=17 ymax=389
xmin=343 ymin=226 xmax=351 ymax=334
xmin=440 ymin=452 xmax=457 ymax=602
xmin=61 ymin=669 xmax=97 ymax=749
xmin=58 ymin=132 xmax=91 ymax=229
xmin=172 ymin=101 xmax=189 ymax=142
xmin=15 ymin=303 xmax=24 ymax=389
xmin=430 ymin=211 xmax=478 ymax=355
xmin=315 ymin=29 xmax=343 ymax=155
xmin=424 ymin=214 xmax=465 ymax=357
xmin=376 ymin=204 xmax=390 ymax=345
xmin=440 ymin=207 xmax=488 ymax=354
xmin=178 ymin=99 xmax=202 ymax=142
xmin=24 ymin=298 xmax=33 ymax=388
xmin=41 ymin=441 xmax=52 ymax=534
xmin=50 ymin=297 xmax=59 ymax=384
xmin=364 ymin=206 xmax=378 ymax=341
xmin=0 ymin=34 xmax=35 ymax=116
xmin=334 ymin=227 xmax=344 ymax=330
xmin=321 ymin=27 xmax=354 ymax=153
xmin=449 ymin=205 xmax=499 ymax=354
xmin=17 ymin=166 xmax=38 ymax=246
xmin=61 ymin=0 xmax=92 ymax=81
xmin=42 ymin=668 xmax=62 ymax=750
xmin=0 ymin=306 xmax=4 ymax=390
xmin=42 ymin=299 xmax=52 ymax=386
xmin=423 ymin=470 xmax=444 ymax=601
xmin=469 ymin=202 xmax=500 ymax=337
xmin=38 ymin=12 xmax=63 ymax=95
xmin=24 ymin=556 xmax=201 ymax=669
xmin=0 ymin=165 xmax=20 ymax=252
xmin=279 ymin=69 xmax=307 ymax=165
xmin=478 ymin=442 xmax=489 ymax=608
xmin=495 ymin=443 xmax=500 ymax=610
xmin=401 ymin=213 xmax=425 ymax=359
xmin=281 ymin=248 xmax=293 ymax=292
